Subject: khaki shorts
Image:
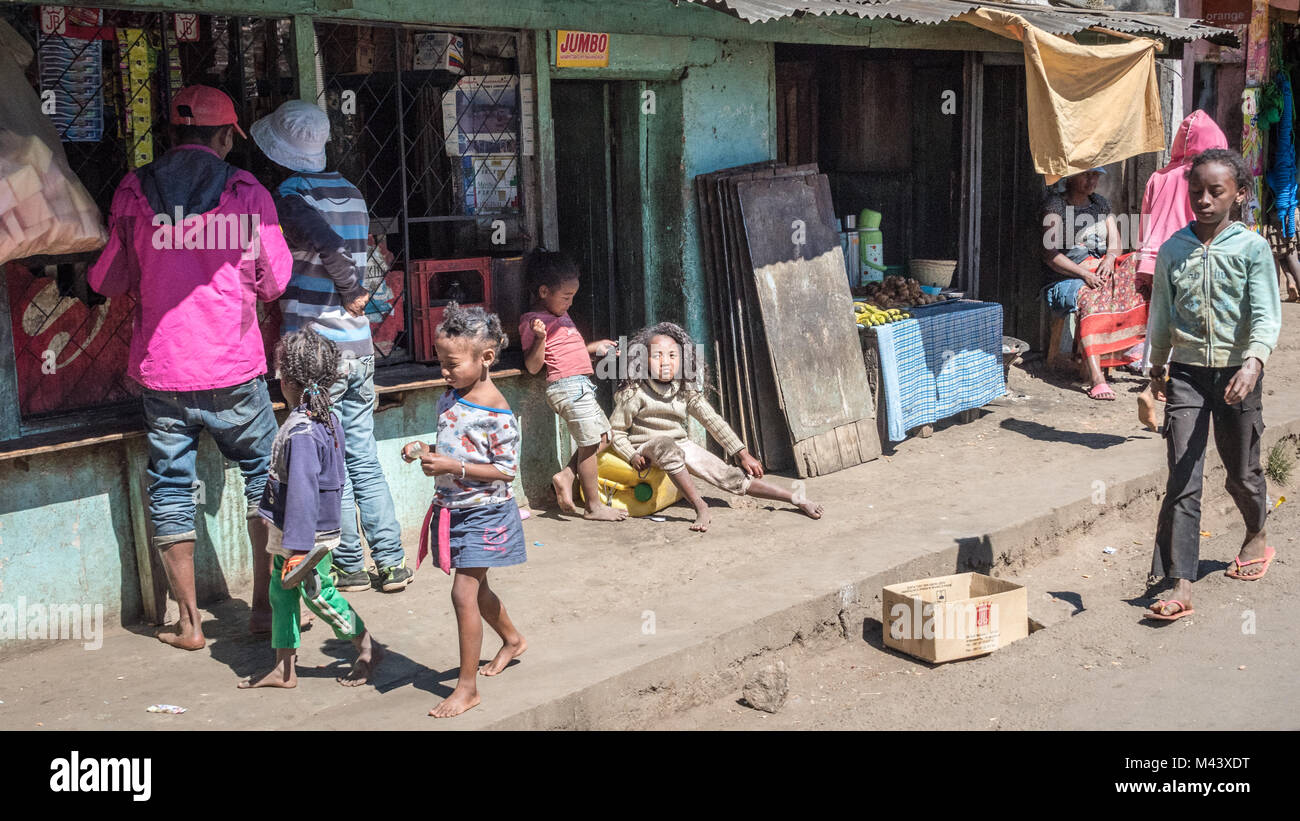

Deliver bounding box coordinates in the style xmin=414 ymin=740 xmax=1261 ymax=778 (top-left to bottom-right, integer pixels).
xmin=639 ymin=436 xmax=751 ymax=495
xmin=546 ymin=375 xmax=611 ymax=448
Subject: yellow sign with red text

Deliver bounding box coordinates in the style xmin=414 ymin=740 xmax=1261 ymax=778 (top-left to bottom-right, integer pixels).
xmin=556 ymin=30 xmax=609 ymax=68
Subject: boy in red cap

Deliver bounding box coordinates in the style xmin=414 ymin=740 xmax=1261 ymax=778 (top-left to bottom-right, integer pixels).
xmin=89 ymin=86 xmax=294 ymax=650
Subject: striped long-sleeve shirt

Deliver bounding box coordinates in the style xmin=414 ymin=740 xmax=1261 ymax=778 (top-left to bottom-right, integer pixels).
xmin=275 ymin=171 xmax=373 ymax=359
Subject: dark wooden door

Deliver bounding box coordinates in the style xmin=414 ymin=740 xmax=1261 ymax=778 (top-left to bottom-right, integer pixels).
xmin=977 ymin=64 xmax=1043 ymax=345
xmin=552 ymin=81 xmax=617 ymax=346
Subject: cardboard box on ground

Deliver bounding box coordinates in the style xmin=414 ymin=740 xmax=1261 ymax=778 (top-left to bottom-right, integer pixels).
xmin=883 ymin=573 xmax=1028 ymax=663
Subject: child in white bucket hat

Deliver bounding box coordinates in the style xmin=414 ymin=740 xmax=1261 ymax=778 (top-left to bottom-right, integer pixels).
xmin=252 ymin=99 xmax=415 ymax=596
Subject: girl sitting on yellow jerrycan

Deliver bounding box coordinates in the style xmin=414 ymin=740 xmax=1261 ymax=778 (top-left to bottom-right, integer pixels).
xmin=604 ymin=321 xmax=825 ymax=533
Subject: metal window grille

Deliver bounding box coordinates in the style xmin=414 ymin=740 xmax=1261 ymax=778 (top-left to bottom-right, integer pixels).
xmin=312 ymin=23 xmax=529 ymax=366
xmin=2 ymin=5 xmax=296 ymax=422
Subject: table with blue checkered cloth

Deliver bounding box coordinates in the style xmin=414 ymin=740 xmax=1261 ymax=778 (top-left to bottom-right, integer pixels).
xmin=871 ymin=300 xmax=1005 ymax=442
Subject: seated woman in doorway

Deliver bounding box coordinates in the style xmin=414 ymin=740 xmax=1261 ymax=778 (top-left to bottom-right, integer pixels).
xmin=1040 ymin=167 xmax=1149 ymax=400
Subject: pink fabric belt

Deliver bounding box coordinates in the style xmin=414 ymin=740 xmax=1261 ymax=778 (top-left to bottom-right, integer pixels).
xmin=417 ymin=502 xmax=451 ymax=575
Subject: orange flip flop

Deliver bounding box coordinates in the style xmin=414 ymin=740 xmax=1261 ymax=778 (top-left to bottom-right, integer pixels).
xmin=1145 ymin=599 xmax=1194 ymax=621
xmin=1225 ymin=546 xmax=1276 ymax=581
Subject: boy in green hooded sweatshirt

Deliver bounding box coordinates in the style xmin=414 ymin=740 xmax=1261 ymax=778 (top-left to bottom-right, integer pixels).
xmin=1145 ymin=148 xmax=1282 ymax=621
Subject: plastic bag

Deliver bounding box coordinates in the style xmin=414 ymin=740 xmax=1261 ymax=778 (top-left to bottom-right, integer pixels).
xmin=0 ymin=20 xmax=106 ymax=264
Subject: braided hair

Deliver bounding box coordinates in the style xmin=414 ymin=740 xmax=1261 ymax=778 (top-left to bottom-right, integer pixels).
xmin=436 ymin=301 xmax=508 ymax=357
xmin=276 ymin=329 xmax=341 ymax=444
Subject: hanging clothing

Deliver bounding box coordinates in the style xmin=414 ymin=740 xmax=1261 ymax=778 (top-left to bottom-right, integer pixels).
xmin=1138 ymin=110 xmax=1230 ymax=276
xmin=957 ymin=8 xmax=1165 ymax=185
xmin=1264 ymin=71 xmax=1298 ymax=241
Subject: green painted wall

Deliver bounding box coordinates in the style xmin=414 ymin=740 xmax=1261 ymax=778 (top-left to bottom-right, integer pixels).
xmin=0 ymin=0 xmax=1006 ymax=649
xmin=0 ymin=374 xmax=558 ymax=653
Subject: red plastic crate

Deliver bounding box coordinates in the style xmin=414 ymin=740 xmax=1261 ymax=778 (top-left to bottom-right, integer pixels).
xmin=409 ymin=257 xmax=492 ymax=363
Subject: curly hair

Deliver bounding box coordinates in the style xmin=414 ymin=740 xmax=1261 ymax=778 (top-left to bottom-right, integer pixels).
xmin=524 ymin=248 xmax=581 ymax=304
xmin=276 ymin=329 xmax=341 ymax=443
xmin=1187 ymin=147 xmax=1251 ymax=191
xmin=436 ymin=301 xmax=508 ymax=357
xmin=617 ymin=321 xmax=710 ymax=397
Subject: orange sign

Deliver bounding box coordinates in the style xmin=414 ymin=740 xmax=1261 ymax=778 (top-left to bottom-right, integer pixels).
xmin=1200 ymin=0 xmax=1252 ymax=25
xmin=556 ymin=31 xmax=609 ymax=68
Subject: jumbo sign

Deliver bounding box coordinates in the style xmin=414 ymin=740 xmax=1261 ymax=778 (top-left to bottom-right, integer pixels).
xmin=556 ymin=30 xmax=610 ymax=68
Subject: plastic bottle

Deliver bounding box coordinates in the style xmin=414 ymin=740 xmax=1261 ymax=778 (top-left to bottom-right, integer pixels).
xmin=859 ymin=208 xmax=884 ymax=284
xmin=845 ymin=213 xmax=860 ymax=288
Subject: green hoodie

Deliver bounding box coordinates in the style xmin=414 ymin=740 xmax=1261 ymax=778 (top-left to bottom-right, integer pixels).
xmin=1149 ymin=220 xmax=1281 ymax=369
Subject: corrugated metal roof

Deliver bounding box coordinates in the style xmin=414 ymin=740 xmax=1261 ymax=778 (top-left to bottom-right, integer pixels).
xmin=680 ymin=0 xmax=1232 ymax=42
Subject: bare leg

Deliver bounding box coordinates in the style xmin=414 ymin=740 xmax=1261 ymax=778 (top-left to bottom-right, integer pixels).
xmin=1283 ymin=253 xmax=1300 ymax=301
xmin=664 ymin=468 xmax=712 ymax=532
xmin=551 ymin=448 xmax=580 ymax=514
xmin=578 ymin=438 xmax=626 ymax=521
xmin=156 ymin=540 xmax=206 ymax=650
xmin=477 ymin=575 xmax=527 ymax=676
xmin=238 ymin=647 xmax=297 ymax=689
xmin=1084 ymin=354 xmax=1113 ymax=398
xmin=430 ymin=569 xmax=484 ymax=718
xmin=248 ymin=517 xmax=273 ymax=634
xmin=338 ymin=630 xmax=385 ymax=687
xmin=746 ymin=478 xmax=824 ymax=519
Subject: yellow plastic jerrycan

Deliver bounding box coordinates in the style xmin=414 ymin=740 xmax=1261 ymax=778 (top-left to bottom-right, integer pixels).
xmin=579 ymin=450 xmax=682 ymax=517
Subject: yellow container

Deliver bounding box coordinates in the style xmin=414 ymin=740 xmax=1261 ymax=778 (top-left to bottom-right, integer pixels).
xmin=579 ymin=450 xmax=683 ymax=517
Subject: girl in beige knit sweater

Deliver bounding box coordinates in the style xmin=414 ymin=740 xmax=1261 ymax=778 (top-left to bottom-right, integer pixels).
xmin=609 ymin=322 xmax=824 ymax=532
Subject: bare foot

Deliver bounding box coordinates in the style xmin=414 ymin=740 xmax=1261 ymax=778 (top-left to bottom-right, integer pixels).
xmin=1232 ymin=530 xmax=1270 ymax=578
xmin=429 ymin=685 xmax=480 ymax=718
xmin=480 ymin=635 xmax=527 ymax=676
xmin=690 ymin=503 xmax=712 ymax=533
xmin=238 ymin=651 xmax=297 ymax=689
xmin=797 ymin=500 xmax=824 ymax=519
xmin=339 ymin=635 xmax=385 ymax=687
xmin=157 ymin=622 xmax=205 ymax=651
xmin=583 ymin=504 xmax=628 ymax=522
xmin=1149 ymin=579 xmax=1193 ymax=616
xmin=552 ymin=469 xmax=579 ymax=513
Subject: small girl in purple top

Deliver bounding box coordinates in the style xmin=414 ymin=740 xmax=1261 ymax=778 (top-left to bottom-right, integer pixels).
xmin=240 ymin=330 xmax=383 ymax=689
xmin=402 ymin=303 xmax=528 ymax=718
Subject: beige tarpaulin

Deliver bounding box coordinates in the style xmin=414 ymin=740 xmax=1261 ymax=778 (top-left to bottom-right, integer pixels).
xmin=958 ymin=7 xmax=1165 ymax=185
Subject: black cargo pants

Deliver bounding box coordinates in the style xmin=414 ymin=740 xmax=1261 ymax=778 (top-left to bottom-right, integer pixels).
xmin=1152 ymin=362 xmax=1269 ymax=581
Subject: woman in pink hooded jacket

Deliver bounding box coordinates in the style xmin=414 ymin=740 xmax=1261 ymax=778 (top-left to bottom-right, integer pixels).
xmin=1139 ymin=110 xmax=1230 ymax=276
xmin=1133 ymin=110 xmax=1231 ymax=370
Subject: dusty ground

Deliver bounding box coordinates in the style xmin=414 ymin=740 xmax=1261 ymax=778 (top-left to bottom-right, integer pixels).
xmin=652 ymin=468 xmax=1299 ymax=731
xmin=1 ymin=306 xmax=1296 ymax=730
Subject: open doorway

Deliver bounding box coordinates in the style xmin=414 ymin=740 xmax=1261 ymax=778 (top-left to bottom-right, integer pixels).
xmin=552 ymin=80 xmax=621 ymax=352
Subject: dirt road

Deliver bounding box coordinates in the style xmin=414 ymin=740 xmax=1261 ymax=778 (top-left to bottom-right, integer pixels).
xmin=652 ymin=466 xmax=1299 ymax=731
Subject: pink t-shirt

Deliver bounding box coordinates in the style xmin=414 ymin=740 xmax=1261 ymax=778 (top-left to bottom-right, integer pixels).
xmin=519 ymin=311 xmax=592 ymax=382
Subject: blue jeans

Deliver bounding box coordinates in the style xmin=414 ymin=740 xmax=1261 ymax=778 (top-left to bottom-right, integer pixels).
xmin=328 ymin=355 xmax=404 ymax=572
xmin=141 ymin=376 xmax=277 ymax=548
xmin=1042 ymin=277 xmax=1084 ymax=316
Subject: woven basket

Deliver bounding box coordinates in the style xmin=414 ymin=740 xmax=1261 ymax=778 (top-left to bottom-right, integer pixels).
xmin=909 ymin=259 xmax=957 ymax=289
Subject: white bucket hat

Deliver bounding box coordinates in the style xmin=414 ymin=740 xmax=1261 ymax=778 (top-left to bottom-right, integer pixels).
xmin=251 ymin=99 xmax=329 ymax=173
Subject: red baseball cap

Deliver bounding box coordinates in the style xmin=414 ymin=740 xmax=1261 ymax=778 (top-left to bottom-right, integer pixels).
xmin=170 ymin=85 xmax=247 ymax=138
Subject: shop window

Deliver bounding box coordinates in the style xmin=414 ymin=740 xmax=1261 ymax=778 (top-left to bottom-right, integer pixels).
xmin=1 ymin=5 xmax=296 ymax=424
xmin=312 ymin=23 xmax=532 ymax=367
